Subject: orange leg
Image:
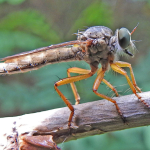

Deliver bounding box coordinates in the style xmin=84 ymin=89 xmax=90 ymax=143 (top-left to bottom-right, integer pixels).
xmin=114 ymin=61 xmax=141 ymax=92
xmin=93 ymin=68 xmax=125 ymax=122
xmin=67 ymin=67 xmax=91 ymax=105
xmin=102 ymin=78 xmax=119 ymax=97
xmin=67 ymin=67 xmax=119 ymax=105
xmin=54 ymin=66 xmax=97 ymax=127
xmin=97 ymin=68 xmax=119 ymax=97
xmin=111 ymin=63 xmax=149 ymax=107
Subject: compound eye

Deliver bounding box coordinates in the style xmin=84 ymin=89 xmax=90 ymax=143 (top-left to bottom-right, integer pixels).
xmin=118 ymin=28 xmax=131 ymax=49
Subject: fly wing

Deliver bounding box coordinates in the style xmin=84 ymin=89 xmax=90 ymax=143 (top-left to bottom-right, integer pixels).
xmin=1 ymin=40 xmax=83 ymax=61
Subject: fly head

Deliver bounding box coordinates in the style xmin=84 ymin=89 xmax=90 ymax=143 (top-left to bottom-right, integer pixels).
xmin=116 ymin=24 xmax=138 ymax=57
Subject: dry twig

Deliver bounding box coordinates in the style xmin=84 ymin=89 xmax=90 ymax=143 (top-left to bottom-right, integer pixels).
xmin=0 ymin=91 xmax=150 ymax=150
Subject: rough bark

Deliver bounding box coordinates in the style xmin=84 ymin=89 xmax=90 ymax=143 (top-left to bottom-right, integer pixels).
xmin=0 ymin=91 xmax=150 ymax=150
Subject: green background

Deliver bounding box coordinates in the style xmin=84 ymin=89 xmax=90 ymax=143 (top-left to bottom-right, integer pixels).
xmin=0 ymin=0 xmax=150 ymax=150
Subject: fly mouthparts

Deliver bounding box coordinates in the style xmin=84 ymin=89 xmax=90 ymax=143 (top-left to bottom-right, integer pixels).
xmin=124 ymin=49 xmax=134 ymax=57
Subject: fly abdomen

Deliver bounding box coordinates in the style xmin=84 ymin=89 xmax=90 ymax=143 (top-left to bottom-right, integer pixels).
xmin=0 ymin=47 xmax=81 ymax=74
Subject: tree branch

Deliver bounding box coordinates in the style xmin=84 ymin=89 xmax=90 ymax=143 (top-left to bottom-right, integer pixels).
xmin=1 ymin=91 xmax=150 ymax=150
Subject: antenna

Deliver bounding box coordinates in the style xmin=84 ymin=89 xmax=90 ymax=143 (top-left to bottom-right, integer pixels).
xmin=131 ymin=23 xmax=139 ymax=35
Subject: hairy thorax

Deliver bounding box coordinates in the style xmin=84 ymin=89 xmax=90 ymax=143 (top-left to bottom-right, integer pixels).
xmin=77 ymin=26 xmax=117 ymax=70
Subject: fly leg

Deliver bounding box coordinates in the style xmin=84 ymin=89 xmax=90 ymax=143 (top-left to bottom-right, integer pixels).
xmin=67 ymin=67 xmax=119 ymax=105
xmin=54 ymin=66 xmax=97 ymax=127
xmin=111 ymin=63 xmax=149 ymax=108
xmin=93 ymin=68 xmax=125 ymax=122
xmin=114 ymin=61 xmax=141 ymax=92
xmin=97 ymin=68 xmax=119 ymax=97
xmin=102 ymin=78 xmax=119 ymax=97
xmin=67 ymin=67 xmax=91 ymax=105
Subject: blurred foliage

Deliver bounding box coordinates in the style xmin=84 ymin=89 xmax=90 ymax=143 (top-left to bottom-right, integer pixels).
xmin=0 ymin=10 xmax=60 ymax=56
xmin=69 ymin=1 xmax=113 ymax=34
xmin=0 ymin=1 xmax=150 ymax=150
xmin=0 ymin=10 xmax=60 ymax=42
xmin=0 ymin=9 xmax=62 ymax=115
xmin=0 ymin=0 xmax=25 ymax=5
xmin=62 ymin=126 xmax=150 ymax=150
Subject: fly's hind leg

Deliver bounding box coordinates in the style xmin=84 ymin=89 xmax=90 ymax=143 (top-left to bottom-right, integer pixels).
xmin=111 ymin=63 xmax=149 ymax=108
xmin=67 ymin=67 xmax=91 ymax=105
xmin=54 ymin=66 xmax=97 ymax=127
xmin=67 ymin=67 xmax=119 ymax=105
xmin=93 ymin=68 xmax=125 ymax=122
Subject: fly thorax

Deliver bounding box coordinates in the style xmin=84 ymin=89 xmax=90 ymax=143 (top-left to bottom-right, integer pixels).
xmin=77 ymin=26 xmax=115 ymax=70
xmin=83 ymin=38 xmax=115 ymax=70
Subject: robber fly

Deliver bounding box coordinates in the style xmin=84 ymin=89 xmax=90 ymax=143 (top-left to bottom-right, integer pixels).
xmin=0 ymin=25 xmax=148 ymax=127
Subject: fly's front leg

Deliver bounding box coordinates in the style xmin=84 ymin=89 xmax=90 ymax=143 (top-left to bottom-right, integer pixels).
xmin=114 ymin=61 xmax=141 ymax=93
xmin=93 ymin=68 xmax=125 ymax=122
xmin=111 ymin=63 xmax=149 ymax=108
xmin=54 ymin=68 xmax=96 ymax=127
